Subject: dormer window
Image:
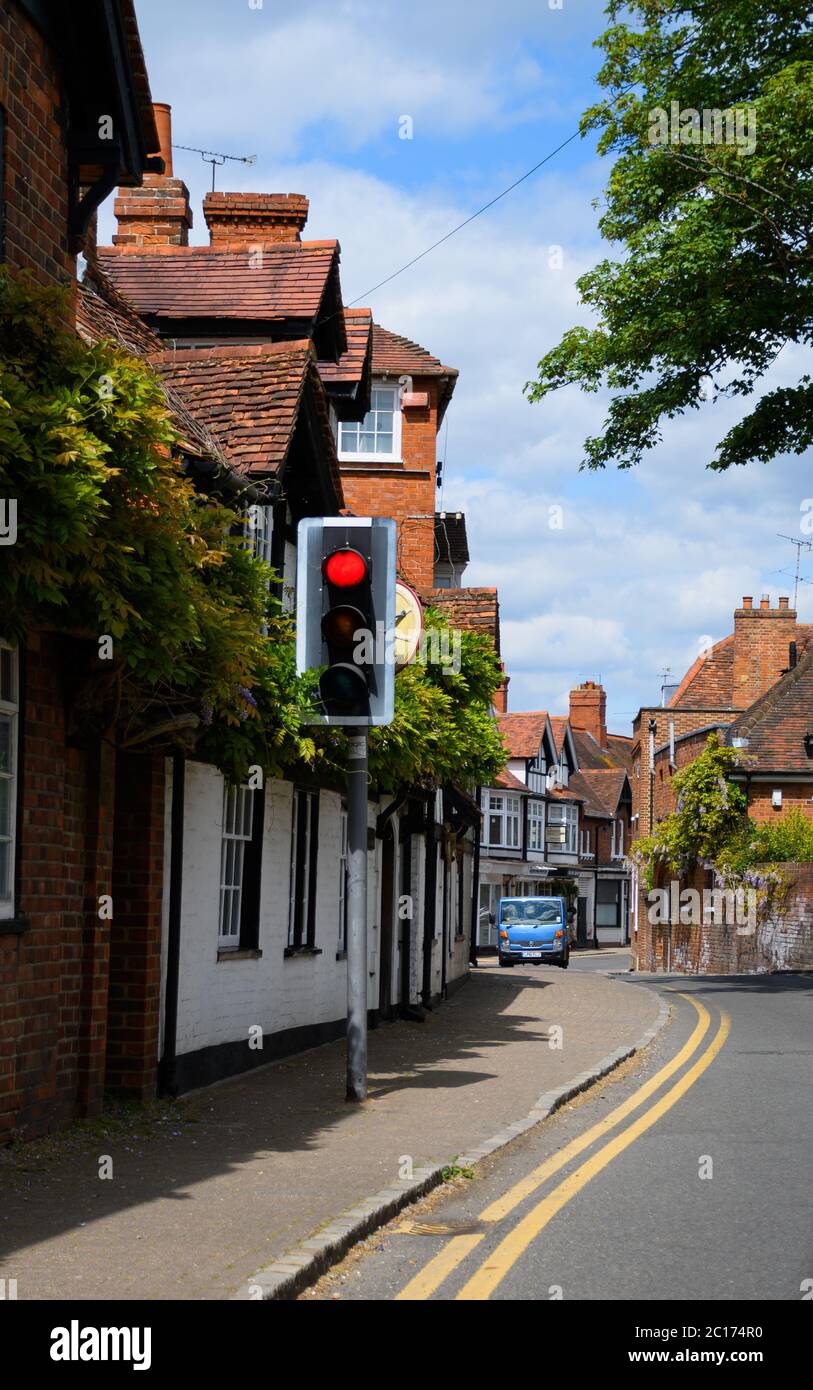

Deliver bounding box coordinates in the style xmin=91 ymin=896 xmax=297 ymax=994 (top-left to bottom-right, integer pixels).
xmin=338 ymin=381 xmax=402 ymax=463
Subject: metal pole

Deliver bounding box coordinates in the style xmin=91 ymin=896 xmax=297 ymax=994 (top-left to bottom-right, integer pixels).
xmin=346 ymin=732 xmax=368 ymax=1102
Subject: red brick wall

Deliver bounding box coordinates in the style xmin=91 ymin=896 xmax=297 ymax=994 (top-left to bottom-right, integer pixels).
xmin=340 ymin=378 xmax=438 ymax=590
xmin=0 ymin=0 xmax=74 ymax=285
xmin=107 ymin=753 xmax=165 ymax=1096
xmin=747 ymin=784 xmax=813 ymax=825
xmin=633 ymin=863 xmax=813 ymax=974
xmin=632 ymin=709 xmax=734 ymax=837
xmin=0 ymin=640 xmax=167 ymax=1141
xmin=0 ymin=636 xmax=115 ymax=1141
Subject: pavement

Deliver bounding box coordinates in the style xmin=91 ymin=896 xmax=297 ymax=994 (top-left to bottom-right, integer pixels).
xmin=0 ymin=950 xmax=657 ymax=1301
xmin=311 ymin=972 xmax=813 ymax=1302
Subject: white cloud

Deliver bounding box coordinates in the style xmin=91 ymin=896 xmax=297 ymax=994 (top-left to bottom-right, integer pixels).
xmin=104 ymin=1 xmax=813 ymax=728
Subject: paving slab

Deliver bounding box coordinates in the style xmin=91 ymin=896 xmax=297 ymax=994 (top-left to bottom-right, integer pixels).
xmin=0 ymin=961 xmax=660 ymax=1300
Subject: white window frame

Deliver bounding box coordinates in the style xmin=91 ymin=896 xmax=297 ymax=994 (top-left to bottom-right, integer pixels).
xmin=528 ymin=799 xmax=546 ymax=853
xmin=247 ymin=503 xmax=274 ymax=568
xmin=548 ymin=802 xmax=578 ymax=855
xmin=580 ymin=828 xmax=593 ymax=859
xmin=0 ymin=643 xmax=19 ymax=920
xmin=218 ymin=783 xmax=254 ymax=948
xmin=485 ymin=792 xmax=521 ymax=849
xmin=611 ymin=818 xmax=625 ymax=859
xmin=338 ymin=380 xmax=402 ymax=463
xmin=288 ymin=787 xmax=319 ymax=947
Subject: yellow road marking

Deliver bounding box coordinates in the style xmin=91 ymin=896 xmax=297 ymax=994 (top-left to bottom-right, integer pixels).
xmin=395 ymin=1233 xmax=486 ymax=1300
xmin=480 ymin=997 xmax=710 ymax=1223
xmin=395 ymin=994 xmax=710 ymax=1301
xmin=457 ymin=1008 xmax=731 ymax=1300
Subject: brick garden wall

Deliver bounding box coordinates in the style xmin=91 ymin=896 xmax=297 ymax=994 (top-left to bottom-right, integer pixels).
xmin=633 ymin=863 xmax=813 ymax=974
xmin=0 ymin=0 xmax=74 ymax=285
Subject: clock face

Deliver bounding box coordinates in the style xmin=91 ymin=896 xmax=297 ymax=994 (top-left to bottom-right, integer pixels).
xmin=393 ymin=581 xmax=424 ymax=668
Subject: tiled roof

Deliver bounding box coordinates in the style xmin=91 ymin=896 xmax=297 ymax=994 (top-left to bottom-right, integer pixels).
xmin=318 ymin=308 xmax=372 ymax=385
xmin=547 ymin=785 xmax=584 ymax=804
xmin=372 ymin=324 xmax=458 ymax=420
xmin=549 ymin=716 xmax=570 ymax=756
xmin=497 ymin=712 xmax=549 ymax=759
xmin=97 ymin=242 xmax=343 ymax=331
xmin=434 ymin=513 xmax=469 ymax=568
xmin=572 ymin=727 xmax=634 ymax=774
xmin=571 ymin=769 xmax=629 ymax=818
xmin=150 ymin=341 xmax=341 ymax=495
xmin=726 ymin=649 xmax=813 ymax=773
xmin=420 ymin=587 xmax=500 ymax=653
xmin=495 ymin=768 xmax=529 ymax=793
xmin=77 ymin=265 xmax=163 ymax=355
xmin=669 ymin=635 xmax=736 ymax=708
xmin=77 ymin=274 xmax=228 ymax=467
xmin=669 ymin=628 xmax=813 ymax=710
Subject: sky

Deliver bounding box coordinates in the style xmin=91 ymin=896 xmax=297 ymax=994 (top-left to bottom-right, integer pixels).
xmin=99 ymin=0 xmax=813 ymax=731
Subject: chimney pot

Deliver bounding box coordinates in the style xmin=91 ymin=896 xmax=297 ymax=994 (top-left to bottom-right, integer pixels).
xmin=742 ymin=596 xmax=753 ymax=609
xmin=111 ymin=101 xmax=192 ymax=250
xmin=153 ymin=102 xmax=173 ymax=177
xmin=778 ymin=596 xmax=789 ymax=610
xmin=760 ymin=595 xmax=770 ymax=610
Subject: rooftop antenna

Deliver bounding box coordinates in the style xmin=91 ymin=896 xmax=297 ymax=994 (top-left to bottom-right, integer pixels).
xmin=777 ymin=534 xmax=813 ymax=608
xmin=172 ymin=143 xmax=257 ymax=192
xmin=659 ymin=666 xmax=672 ymax=706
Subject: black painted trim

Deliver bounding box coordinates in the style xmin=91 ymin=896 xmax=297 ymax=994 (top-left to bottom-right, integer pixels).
xmin=171 ymin=1013 xmax=373 ymax=1094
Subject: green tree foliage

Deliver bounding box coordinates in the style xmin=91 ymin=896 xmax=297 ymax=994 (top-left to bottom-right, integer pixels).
xmin=0 ymin=272 xmax=505 ymax=791
xmin=718 ymin=806 xmax=813 ymax=874
xmin=368 ymin=608 xmax=506 ymax=792
xmin=0 ymin=271 xmax=315 ymax=778
xmin=631 ymin=734 xmax=748 ymax=886
xmin=527 ymin=1 xmax=813 ymax=471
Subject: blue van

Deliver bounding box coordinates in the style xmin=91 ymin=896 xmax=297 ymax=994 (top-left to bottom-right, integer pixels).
xmin=497 ymin=896 xmax=570 ymax=969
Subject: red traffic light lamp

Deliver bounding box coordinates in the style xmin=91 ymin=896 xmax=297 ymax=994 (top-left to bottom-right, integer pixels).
xmin=323 ymin=548 xmax=367 ymax=588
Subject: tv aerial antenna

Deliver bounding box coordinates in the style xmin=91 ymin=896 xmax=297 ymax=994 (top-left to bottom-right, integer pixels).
xmin=777 ymin=533 xmax=813 ymax=608
xmin=172 ymin=144 xmax=257 ymax=192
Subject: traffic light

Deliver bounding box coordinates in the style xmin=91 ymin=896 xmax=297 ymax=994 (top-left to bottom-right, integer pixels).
xmin=296 ymin=517 xmax=396 ymax=725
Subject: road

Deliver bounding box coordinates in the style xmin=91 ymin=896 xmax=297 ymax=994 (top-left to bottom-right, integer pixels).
xmin=306 ymin=968 xmax=813 ymax=1301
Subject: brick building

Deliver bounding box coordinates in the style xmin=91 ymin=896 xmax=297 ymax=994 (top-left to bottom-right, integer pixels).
xmin=0 ymin=0 xmax=164 ymax=1140
xmin=630 ymin=596 xmax=813 ymax=839
xmin=631 ymin=597 xmax=813 ymax=972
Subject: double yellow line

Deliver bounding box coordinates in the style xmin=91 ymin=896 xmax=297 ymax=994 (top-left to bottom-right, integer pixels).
xmin=396 ymin=995 xmax=730 ymax=1301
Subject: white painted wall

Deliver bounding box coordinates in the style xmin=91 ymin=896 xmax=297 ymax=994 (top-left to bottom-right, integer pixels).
xmin=162 ymin=763 xmax=474 ymax=1075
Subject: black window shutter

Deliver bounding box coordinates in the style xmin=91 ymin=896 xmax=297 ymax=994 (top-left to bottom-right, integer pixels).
xmin=306 ymin=792 xmax=320 ymax=946
xmin=239 ymin=787 xmax=265 ymax=949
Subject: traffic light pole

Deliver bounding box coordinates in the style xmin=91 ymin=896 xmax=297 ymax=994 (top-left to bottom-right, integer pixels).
xmin=345 ymin=731 xmax=368 ymax=1102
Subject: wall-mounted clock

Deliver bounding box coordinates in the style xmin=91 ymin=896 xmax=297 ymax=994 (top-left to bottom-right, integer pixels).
xmin=393 ymin=581 xmax=423 ymax=669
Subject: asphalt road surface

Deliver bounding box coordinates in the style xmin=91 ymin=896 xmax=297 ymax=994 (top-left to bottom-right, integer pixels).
xmin=307 ymin=971 xmax=813 ymax=1301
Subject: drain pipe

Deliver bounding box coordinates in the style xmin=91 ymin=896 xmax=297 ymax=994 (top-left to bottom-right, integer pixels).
xmin=469 ymin=786 xmax=482 ymax=966
xmin=159 ymin=753 xmax=185 ymax=1097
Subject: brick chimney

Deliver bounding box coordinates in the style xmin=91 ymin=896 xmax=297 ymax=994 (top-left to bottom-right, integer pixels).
xmin=112 ymin=102 xmax=192 ymax=250
xmin=202 ymin=192 xmax=309 ymax=248
xmin=492 ymin=666 xmax=510 ymax=714
xmin=569 ymin=680 xmax=607 ymax=748
xmin=732 ymin=595 xmax=798 ymax=707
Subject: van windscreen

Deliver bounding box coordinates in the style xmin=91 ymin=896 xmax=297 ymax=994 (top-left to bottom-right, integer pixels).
xmin=500 ymin=900 xmax=562 ymax=925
